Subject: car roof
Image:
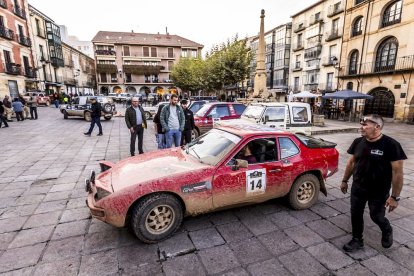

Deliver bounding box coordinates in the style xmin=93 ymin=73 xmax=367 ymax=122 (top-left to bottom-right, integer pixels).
xmin=216 ymin=123 xmax=290 ymax=137
xmin=250 ymin=102 xmax=310 ymax=107
xmin=203 ymin=102 xmax=244 ymax=107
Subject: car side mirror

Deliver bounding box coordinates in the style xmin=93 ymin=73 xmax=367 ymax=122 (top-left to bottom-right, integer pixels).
xmin=232 ymin=159 xmax=248 ymax=171
xmin=263 ymin=115 xmax=269 ymax=124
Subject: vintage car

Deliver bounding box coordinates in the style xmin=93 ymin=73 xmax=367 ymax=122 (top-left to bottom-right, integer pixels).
xmin=188 ymin=100 xmax=209 ymax=114
xmin=60 ymin=96 xmax=116 ymax=121
xmin=142 ymin=101 xmax=169 ymax=119
xmin=193 ymin=102 xmax=246 ymax=137
xmin=23 ymin=92 xmax=50 ymax=106
xmin=86 ymin=124 xmax=339 ymax=243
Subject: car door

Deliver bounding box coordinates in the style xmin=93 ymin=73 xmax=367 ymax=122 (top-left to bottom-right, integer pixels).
xmin=66 ymin=97 xmax=79 ymax=115
xmin=277 ymin=136 xmax=302 ymax=186
xmin=212 ymin=136 xmax=290 ymax=208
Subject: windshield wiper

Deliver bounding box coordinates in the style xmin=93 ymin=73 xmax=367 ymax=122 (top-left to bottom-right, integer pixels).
xmin=191 ymin=148 xmax=200 ymax=159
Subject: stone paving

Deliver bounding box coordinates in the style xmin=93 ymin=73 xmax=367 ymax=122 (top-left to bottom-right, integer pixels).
xmin=0 ymin=105 xmax=413 ymax=275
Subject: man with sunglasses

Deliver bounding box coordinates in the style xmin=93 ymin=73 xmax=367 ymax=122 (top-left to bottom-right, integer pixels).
xmin=341 ymin=114 xmax=407 ymax=252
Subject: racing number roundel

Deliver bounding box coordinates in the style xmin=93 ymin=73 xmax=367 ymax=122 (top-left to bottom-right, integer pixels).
xmin=246 ymin=169 xmax=266 ymax=194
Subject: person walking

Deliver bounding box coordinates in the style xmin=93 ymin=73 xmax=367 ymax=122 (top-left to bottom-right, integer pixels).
xmin=160 ymin=94 xmax=185 ymax=148
xmin=2 ymin=95 xmax=13 ymax=121
xmin=29 ymin=96 xmax=38 ymax=120
xmin=0 ymin=101 xmax=9 ymax=128
xmin=84 ymin=97 xmax=103 ymax=136
xmin=153 ymin=104 xmax=167 ymax=149
xmin=19 ymin=95 xmax=30 ymax=119
xmin=341 ymin=114 xmax=407 ymax=252
xmin=180 ymin=99 xmax=195 ymax=146
xmin=53 ymin=92 xmax=59 ymax=108
xmin=125 ymin=96 xmax=147 ymax=156
xmin=12 ymin=98 xmax=24 ymax=121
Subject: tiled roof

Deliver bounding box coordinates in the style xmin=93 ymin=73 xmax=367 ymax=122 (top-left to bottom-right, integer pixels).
xmin=92 ymin=31 xmax=203 ymax=48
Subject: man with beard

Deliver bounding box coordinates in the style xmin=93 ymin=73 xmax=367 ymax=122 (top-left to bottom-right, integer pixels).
xmin=160 ymin=94 xmax=185 ymax=148
xmin=341 ymin=114 xmax=407 ymax=252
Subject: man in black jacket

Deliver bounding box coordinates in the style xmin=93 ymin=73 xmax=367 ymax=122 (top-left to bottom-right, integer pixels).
xmin=0 ymin=100 xmax=9 ymax=128
xmin=125 ymin=96 xmax=147 ymax=156
xmin=180 ymin=99 xmax=195 ymax=146
xmin=84 ymin=97 xmax=103 ymax=136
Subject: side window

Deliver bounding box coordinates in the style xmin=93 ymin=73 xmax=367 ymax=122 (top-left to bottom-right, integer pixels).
xmin=264 ymin=107 xmax=285 ymax=122
xmin=279 ymin=137 xmax=300 ymax=159
xmin=233 ymin=104 xmax=246 ymax=115
xmin=233 ymin=138 xmax=277 ymax=164
xmin=209 ymin=105 xmax=230 ymax=118
xmin=292 ymin=107 xmax=308 ymax=122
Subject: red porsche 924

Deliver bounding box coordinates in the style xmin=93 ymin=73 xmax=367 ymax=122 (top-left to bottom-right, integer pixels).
xmin=86 ymin=124 xmax=339 ymax=243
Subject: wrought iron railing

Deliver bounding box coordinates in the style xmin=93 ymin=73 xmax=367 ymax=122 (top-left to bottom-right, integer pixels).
xmin=25 ymin=67 xmax=37 ymax=78
xmin=95 ymin=49 xmax=116 ymax=55
xmin=13 ymin=5 xmax=26 ymax=19
xmin=5 ymin=63 xmax=21 ymax=75
xmin=0 ymin=26 xmax=14 ymax=40
xmin=17 ymin=34 xmax=31 ymax=47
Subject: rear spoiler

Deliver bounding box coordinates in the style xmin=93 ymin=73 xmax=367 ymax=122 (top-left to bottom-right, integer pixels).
xmin=99 ymin=161 xmax=115 ymax=172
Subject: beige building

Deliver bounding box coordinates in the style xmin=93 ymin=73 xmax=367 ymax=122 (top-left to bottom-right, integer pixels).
xmin=338 ymin=0 xmax=414 ymax=122
xmin=91 ymin=31 xmax=203 ymax=96
xmin=290 ymin=0 xmax=345 ymax=94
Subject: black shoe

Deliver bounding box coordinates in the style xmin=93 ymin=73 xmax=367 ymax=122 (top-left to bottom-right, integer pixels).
xmin=382 ymin=227 xmax=393 ymax=248
xmin=343 ymin=238 xmax=364 ymax=252
xmin=97 ymin=133 xmax=103 ymax=136
xmin=131 ymin=153 xmax=135 ymax=156
xmin=84 ymin=132 xmax=91 ymax=136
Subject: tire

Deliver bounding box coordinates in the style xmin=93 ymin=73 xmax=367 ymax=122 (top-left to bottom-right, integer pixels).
xmin=104 ymin=116 xmax=111 ymax=121
xmin=84 ymin=111 xmax=92 ymax=122
xmin=103 ymin=103 xmax=112 ymax=113
xmin=130 ymin=194 xmax=183 ymax=243
xmin=144 ymin=111 xmax=151 ymax=120
xmin=63 ymin=110 xmax=68 ymax=119
xmin=288 ymin=174 xmax=320 ymax=210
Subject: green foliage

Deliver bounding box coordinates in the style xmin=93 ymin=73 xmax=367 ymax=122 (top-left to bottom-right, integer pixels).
xmin=171 ymin=34 xmax=252 ymax=93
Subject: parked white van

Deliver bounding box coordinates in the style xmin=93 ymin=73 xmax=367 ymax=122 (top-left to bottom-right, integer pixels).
xmin=217 ymin=102 xmax=312 ymax=135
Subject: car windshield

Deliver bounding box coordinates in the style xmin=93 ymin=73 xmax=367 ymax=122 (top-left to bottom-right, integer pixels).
xmin=186 ymin=129 xmax=241 ymax=166
xmin=242 ymin=105 xmax=265 ymax=119
xmin=195 ymin=104 xmax=212 ymax=117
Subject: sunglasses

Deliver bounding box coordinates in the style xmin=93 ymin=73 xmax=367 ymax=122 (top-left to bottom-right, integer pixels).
xmin=360 ymin=117 xmax=380 ymax=125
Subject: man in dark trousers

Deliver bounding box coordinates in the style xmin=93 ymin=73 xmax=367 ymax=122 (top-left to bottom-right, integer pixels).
xmin=180 ymin=99 xmax=195 ymax=146
xmin=0 ymin=100 xmax=9 ymax=128
xmin=125 ymin=96 xmax=147 ymax=156
xmin=84 ymin=97 xmax=103 ymax=136
xmin=341 ymin=114 xmax=407 ymax=252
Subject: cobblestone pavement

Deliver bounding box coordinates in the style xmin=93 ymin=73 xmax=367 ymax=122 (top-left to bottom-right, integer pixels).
xmin=0 ymin=105 xmax=413 ymax=275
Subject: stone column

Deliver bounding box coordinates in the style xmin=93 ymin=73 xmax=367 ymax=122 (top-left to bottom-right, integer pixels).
xmin=253 ymin=9 xmax=269 ymax=99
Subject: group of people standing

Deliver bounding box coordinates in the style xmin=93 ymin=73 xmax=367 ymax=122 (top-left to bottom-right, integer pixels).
xmin=0 ymin=95 xmax=39 ymax=128
xmin=124 ymin=94 xmax=195 ymax=156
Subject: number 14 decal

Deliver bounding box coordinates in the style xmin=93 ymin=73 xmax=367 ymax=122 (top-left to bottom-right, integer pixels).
xmin=246 ymin=169 xmax=266 ymax=194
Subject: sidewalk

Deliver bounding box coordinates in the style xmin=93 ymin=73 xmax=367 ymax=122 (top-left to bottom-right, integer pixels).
xmin=312 ymin=119 xmax=360 ymax=135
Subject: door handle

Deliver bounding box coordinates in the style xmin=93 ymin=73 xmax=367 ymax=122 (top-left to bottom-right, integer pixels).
xmin=269 ymin=169 xmax=281 ymax=172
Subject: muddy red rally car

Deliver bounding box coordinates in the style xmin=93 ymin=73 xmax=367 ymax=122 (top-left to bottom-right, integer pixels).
xmin=86 ymin=124 xmax=339 ymax=243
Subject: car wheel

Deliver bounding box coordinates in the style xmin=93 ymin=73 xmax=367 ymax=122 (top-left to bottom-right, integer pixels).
xmin=104 ymin=116 xmax=111 ymax=121
xmin=103 ymin=103 xmax=112 ymax=113
xmin=288 ymin=174 xmax=320 ymax=210
xmin=63 ymin=110 xmax=68 ymax=119
xmin=84 ymin=111 xmax=92 ymax=122
xmin=144 ymin=111 xmax=151 ymax=120
xmin=130 ymin=193 xmax=183 ymax=243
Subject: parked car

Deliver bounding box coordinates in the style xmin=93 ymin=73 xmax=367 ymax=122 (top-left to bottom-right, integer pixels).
xmin=193 ymin=102 xmax=246 ymax=137
xmin=188 ymin=100 xmax=209 ymax=113
xmin=23 ymin=92 xmax=50 ymax=106
xmin=218 ymin=102 xmax=312 ymax=136
xmin=142 ymin=101 xmax=169 ymax=120
xmin=85 ymin=124 xmax=339 ymax=243
xmin=190 ymin=96 xmax=217 ymax=101
xmin=60 ymin=96 xmax=116 ymax=121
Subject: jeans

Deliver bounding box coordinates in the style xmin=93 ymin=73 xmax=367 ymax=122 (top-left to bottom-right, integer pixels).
xmin=87 ymin=116 xmax=102 ymax=134
xmin=30 ymin=107 xmax=38 ymax=119
xmin=166 ymin=129 xmax=182 ymax=148
xmin=350 ymin=185 xmax=392 ymax=239
xmin=156 ymin=133 xmax=166 ymax=149
xmin=54 ymin=100 xmax=59 ymax=108
xmin=130 ymin=125 xmax=144 ymax=154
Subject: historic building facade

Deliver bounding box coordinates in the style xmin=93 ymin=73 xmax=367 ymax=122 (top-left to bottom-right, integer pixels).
xmin=338 ymin=0 xmax=414 ymax=122
xmin=0 ymin=0 xmax=35 ymax=99
xmin=290 ymin=0 xmax=345 ymax=94
xmin=92 ymin=31 xmax=203 ymax=96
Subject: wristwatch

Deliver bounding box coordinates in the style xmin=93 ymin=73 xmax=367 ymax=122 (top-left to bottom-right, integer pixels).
xmin=391 ymin=195 xmax=401 ymax=202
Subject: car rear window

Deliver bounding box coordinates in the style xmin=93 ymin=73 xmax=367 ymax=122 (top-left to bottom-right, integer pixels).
xmin=233 ymin=104 xmax=246 ymax=115
xmin=295 ymin=134 xmax=337 ymax=148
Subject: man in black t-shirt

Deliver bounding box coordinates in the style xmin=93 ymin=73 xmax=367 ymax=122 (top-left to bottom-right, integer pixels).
xmin=341 ymin=114 xmax=407 ymax=252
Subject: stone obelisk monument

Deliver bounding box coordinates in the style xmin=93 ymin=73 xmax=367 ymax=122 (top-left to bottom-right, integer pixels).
xmin=253 ymin=9 xmax=269 ymax=99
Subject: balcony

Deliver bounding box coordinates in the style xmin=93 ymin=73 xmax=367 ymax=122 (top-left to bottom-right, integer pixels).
xmin=325 ymin=29 xmax=342 ymax=42
xmin=144 ymin=79 xmax=160 ymax=83
xmin=292 ymin=42 xmax=304 ymax=52
xmin=0 ymin=26 xmax=14 ymax=40
xmin=51 ymin=57 xmax=64 ymax=68
xmin=338 ymin=55 xmax=414 ymax=78
xmin=5 ymin=63 xmax=21 ymax=75
xmin=95 ymin=49 xmax=116 ymax=56
xmin=24 ymin=67 xmax=37 ymax=78
xmin=111 ymin=78 xmax=117 ymax=83
xmin=293 ymin=22 xmax=306 ymax=33
xmin=306 ymin=60 xmax=320 ymax=71
xmin=16 ymin=34 xmax=31 ymax=47
xmin=13 ymin=5 xmax=26 ymax=19
xmin=322 ymin=56 xmax=338 ymax=67
xmin=327 ymin=2 xmax=344 ymax=17
xmin=0 ymin=0 xmax=7 ymax=9
xmin=37 ymin=27 xmax=46 ymax=38
xmin=304 ymin=46 xmax=322 ymax=59
xmin=309 ymin=13 xmax=324 ymax=26
xmin=292 ymin=61 xmax=303 ymax=72
xmin=123 ymin=65 xmax=165 ymax=75
xmin=318 ymin=82 xmax=337 ymax=92
xmin=304 ymin=83 xmax=319 ymax=91
xmin=96 ymin=64 xmax=117 ymax=73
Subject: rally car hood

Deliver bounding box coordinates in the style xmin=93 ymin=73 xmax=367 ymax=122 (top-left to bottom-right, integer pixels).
xmin=110 ymin=148 xmax=210 ymax=192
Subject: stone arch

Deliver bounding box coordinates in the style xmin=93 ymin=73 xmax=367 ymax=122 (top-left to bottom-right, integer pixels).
xmin=126 ymin=86 xmax=137 ymax=94
xmin=364 ymin=87 xmax=395 ymax=118
xmin=113 ymin=86 xmax=122 ymax=94
xmin=139 ymin=86 xmax=151 ymax=96
xmin=153 ymin=86 xmax=165 ymax=94
xmin=100 ymin=86 xmax=109 ymax=95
